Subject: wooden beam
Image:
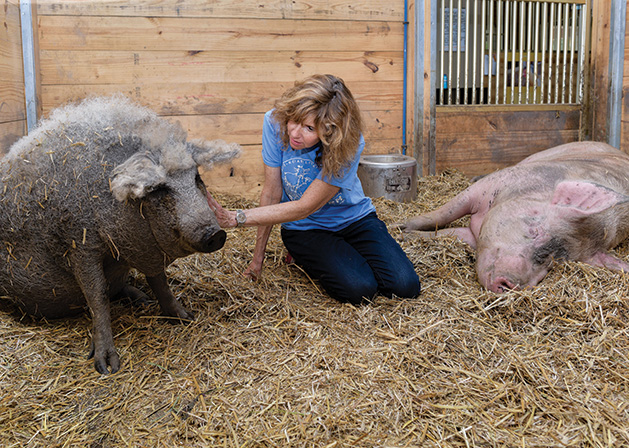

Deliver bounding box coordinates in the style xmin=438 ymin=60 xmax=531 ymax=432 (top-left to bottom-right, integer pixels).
xmin=38 ymin=16 xmax=404 ymax=52
xmin=586 ymin=0 xmax=611 ymax=142
xmin=36 ymin=0 xmax=405 ymax=21
xmin=176 ymin=109 xmax=404 ymax=147
xmin=40 ymin=81 xmax=404 ymax=116
xmin=39 ymin=50 xmax=404 ymax=85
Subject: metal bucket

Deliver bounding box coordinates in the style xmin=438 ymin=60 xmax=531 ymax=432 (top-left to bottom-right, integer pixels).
xmin=357 ymin=154 xmax=418 ymax=203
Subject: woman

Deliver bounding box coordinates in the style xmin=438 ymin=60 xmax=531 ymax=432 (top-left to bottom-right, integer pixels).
xmin=207 ymin=74 xmax=420 ymax=304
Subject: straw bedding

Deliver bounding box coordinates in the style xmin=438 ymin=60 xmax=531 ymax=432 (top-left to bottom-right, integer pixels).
xmin=0 ymin=170 xmax=628 ymax=447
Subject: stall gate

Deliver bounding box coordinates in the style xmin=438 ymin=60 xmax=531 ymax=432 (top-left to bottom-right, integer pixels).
xmin=426 ymin=0 xmax=591 ymax=177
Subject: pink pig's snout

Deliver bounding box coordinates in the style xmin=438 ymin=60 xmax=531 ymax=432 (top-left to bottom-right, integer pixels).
xmin=486 ymin=275 xmax=519 ymax=293
xmin=480 ymin=262 xmax=550 ymax=293
xmin=477 ymin=253 xmax=531 ymax=293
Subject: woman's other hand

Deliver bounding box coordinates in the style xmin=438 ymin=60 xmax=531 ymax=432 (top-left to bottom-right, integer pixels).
xmin=243 ymin=260 xmax=263 ymax=280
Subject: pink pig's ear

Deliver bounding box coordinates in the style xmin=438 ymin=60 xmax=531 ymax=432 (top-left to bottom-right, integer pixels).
xmin=551 ymin=181 xmax=629 ymax=215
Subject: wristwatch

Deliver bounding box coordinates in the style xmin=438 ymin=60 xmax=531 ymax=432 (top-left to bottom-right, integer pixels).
xmin=235 ymin=209 xmax=247 ymax=227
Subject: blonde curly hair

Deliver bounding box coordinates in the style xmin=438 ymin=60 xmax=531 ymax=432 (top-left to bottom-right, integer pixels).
xmin=272 ymin=74 xmax=363 ymax=179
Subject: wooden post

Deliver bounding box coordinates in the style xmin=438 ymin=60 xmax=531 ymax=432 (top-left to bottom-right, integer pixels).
xmin=0 ymin=0 xmax=27 ymax=153
xmin=585 ymin=0 xmax=611 ymax=142
xmin=414 ymin=0 xmax=437 ymax=176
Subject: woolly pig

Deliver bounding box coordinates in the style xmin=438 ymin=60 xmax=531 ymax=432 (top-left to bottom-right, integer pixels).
xmin=0 ymin=96 xmax=240 ymax=374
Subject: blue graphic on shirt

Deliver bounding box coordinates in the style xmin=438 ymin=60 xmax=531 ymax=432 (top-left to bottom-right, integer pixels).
xmin=283 ymin=158 xmax=345 ymax=205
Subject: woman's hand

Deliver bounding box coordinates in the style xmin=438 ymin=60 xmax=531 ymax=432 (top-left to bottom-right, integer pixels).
xmin=206 ymin=192 xmax=237 ymax=228
xmin=243 ymin=259 xmax=263 ymax=280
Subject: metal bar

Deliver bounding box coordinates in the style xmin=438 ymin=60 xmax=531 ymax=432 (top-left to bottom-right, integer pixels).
xmin=472 ymin=0 xmax=485 ymax=104
xmin=608 ymin=0 xmax=627 ymax=148
xmin=555 ymin=3 xmax=562 ymax=104
xmin=561 ymin=4 xmax=570 ymax=103
xmin=547 ymin=3 xmax=554 ymax=103
xmin=440 ymin=0 xmax=446 ymax=105
xmin=414 ymin=0 xmax=425 ymax=168
xmin=510 ymin=1 xmax=517 ymax=104
xmin=459 ymin=0 xmax=466 ymax=104
xmin=434 ymin=0 xmax=589 ymax=109
xmin=533 ymin=3 xmax=541 ymax=104
xmin=524 ymin=2 xmax=533 ymax=104
xmin=577 ymin=2 xmax=587 ymax=104
xmin=540 ymin=2 xmax=547 ymax=103
xmin=488 ymin=0 xmax=495 ymax=104
xmin=402 ymin=0 xmax=409 ymax=153
xmin=448 ymin=0 xmax=454 ymax=105
xmin=518 ymin=1 xmax=524 ymax=104
xmin=20 ymin=0 xmax=37 ymax=132
xmin=569 ymin=4 xmax=577 ymax=103
xmin=496 ymin=0 xmax=503 ymax=104
xmin=430 ymin=0 xmax=438 ymax=172
xmin=503 ymin=0 xmax=509 ymax=104
xmin=455 ymin=0 xmax=461 ymax=105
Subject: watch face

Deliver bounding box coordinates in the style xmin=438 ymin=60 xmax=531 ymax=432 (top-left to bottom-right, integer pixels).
xmin=236 ymin=210 xmax=246 ymax=224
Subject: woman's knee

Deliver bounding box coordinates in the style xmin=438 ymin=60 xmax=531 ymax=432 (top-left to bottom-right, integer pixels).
xmin=382 ymin=268 xmax=421 ymax=299
xmin=323 ymin=276 xmax=378 ymax=305
xmin=395 ymin=274 xmax=421 ymax=298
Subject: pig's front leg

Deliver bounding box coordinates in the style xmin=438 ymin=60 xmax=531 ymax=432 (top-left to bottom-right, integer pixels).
xmin=403 ymin=227 xmax=478 ymax=249
xmin=397 ymin=190 xmax=474 ymax=232
xmin=395 ymin=188 xmax=472 ymax=231
xmin=146 ymin=272 xmax=194 ymax=321
xmin=71 ymin=258 xmax=120 ymax=374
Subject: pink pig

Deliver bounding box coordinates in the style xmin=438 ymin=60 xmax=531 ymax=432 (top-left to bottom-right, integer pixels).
xmin=399 ymin=142 xmax=629 ymax=292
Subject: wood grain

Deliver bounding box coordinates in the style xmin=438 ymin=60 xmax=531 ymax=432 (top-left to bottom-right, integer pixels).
xmin=41 ymin=81 xmax=404 ymax=115
xmin=37 ymin=0 xmax=404 ymax=21
xmin=0 ymin=120 xmax=26 ymax=155
xmin=38 ymin=50 xmax=403 ymax=85
xmin=436 ymin=109 xmax=581 ymax=177
xmin=0 ymin=0 xmax=26 ymax=124
xmin=38 ymin=16 xmax=403 ymax=52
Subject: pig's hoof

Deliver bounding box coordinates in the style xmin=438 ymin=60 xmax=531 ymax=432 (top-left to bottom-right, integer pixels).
xmin=160 ymin=299 xmax=195 ymax=323
xmin=114 ymin=285 xmax=153 ymax=307
xmin=88 ymin=342 xmax=121 ymax=374
xmin=164 ymin=309 xmax=195 ymax=324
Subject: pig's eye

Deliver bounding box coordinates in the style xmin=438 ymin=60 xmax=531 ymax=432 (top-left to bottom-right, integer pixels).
xmin=148 ymin=184 xmax=170 ymax=196
xmin=532 ymin=237 xmax=568 ymax=265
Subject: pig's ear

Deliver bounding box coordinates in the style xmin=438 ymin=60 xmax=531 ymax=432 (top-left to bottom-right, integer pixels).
xmin=110 ymin=153 xmax=168 ymax=201
xmin=551 ymin=181 xmax=629 ymax=215
xmin=187 ymin=139 xmax=241 ymax=169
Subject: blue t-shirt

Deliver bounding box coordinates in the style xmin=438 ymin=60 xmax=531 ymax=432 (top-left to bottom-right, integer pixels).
xmin=261 ymin=110 xmax=375 ymax=231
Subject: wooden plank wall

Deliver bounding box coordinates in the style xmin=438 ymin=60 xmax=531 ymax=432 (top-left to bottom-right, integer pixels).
xmin=35 ymin=0 xmax=408 ymax=199
xmin=0 ymin=0 xmax=26 ymax=154
xmin=435 ymin=107 xmax=581 ymax=177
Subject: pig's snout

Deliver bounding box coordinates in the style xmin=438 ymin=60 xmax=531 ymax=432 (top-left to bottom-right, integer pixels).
xmin=199 ymin=228 xmax=227 ymax=253
xmin=488 ymin=276 xmax=519 ymax=293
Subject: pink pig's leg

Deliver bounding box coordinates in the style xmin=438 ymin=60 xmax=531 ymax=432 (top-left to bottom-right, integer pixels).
xmin=397 ymin=189 xmax=477 ymax=247
xmin=399 ymin=191 xmax=474 ymax=231
xmin=583 ymin=251 xmax=629 ymax=273
xmin=409 ymin=227 xmax=477 ymax=249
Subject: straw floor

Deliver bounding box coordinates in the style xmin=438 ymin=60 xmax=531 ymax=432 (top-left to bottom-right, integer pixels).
xmin=1 ymin=170 xmax=628 ymax=447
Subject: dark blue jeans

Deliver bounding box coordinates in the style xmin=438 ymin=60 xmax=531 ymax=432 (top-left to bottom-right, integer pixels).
xmin=281 ymin=212 xmax=421 ymax=305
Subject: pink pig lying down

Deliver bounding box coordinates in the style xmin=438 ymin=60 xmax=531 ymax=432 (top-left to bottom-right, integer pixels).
xmin=398 ymin=141 xmax=629 ymax=293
